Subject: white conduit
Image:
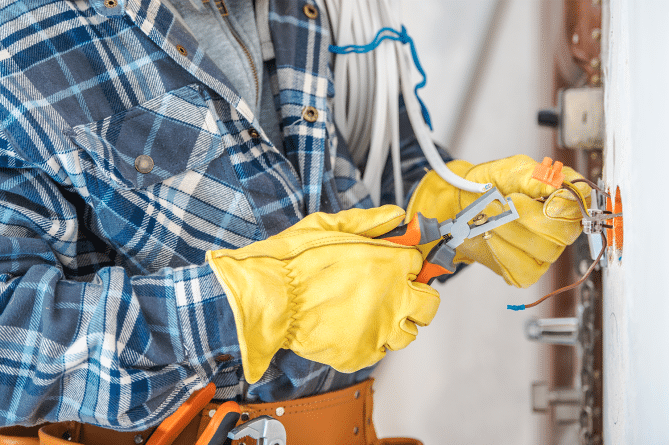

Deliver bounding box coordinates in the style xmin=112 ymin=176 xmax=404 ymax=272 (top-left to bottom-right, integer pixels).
xmin=316 ymin=0 xmax=491 ymax=205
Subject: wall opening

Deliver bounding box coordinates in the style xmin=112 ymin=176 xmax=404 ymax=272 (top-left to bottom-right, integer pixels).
xmin=613 ymin=186 xmax=623 ymax=260
xmin=605 ymin=186 xmax=623 ymax=261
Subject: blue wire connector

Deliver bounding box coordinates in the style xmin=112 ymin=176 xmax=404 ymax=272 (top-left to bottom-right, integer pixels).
xmin=329 ymin=26 xmax=433 ymax=130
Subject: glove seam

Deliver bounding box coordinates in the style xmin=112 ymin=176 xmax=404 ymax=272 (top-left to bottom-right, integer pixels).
xmin=279 ymin=237 xmax=414 ymax=259
xmin=282 ymin=260 xmax=300 ymax=348
xmin=358 ymin=209 xmax=405 ymax=238
xmin=479 ymin=237 xmax=519 ymax=287
xmin=492 ymin=227 xmax=566 ymax=264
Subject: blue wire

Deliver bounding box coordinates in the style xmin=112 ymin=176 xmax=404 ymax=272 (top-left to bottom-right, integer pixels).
xmin=507 ymin=304 xmax=526 ymax=311
xmin=329 ymin=26 xmax=433 ymax=130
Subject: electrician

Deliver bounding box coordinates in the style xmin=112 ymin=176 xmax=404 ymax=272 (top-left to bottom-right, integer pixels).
xmin=0 ymin=0 xmax=589 ymax=444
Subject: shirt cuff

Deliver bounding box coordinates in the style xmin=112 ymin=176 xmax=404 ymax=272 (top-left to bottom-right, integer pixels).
xmin=173 ymin=263 xmax=242 ymax=384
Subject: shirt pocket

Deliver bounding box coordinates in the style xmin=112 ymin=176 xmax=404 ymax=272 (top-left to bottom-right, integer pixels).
xmin=65 ymin=83 xmax=225 ymax=190
xmin=63 ymin=84 xmax=266 ymax=270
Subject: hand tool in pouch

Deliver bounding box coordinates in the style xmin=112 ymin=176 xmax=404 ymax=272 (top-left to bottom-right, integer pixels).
xmin=228 ymin=416 xmax=287 ymax=445
xmin=146 ymin=383 xmax=242 ymax=445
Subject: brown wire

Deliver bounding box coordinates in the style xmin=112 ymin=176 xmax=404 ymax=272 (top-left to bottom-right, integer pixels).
xmin=559 ymin=183 xmax=591 ymax=219
xmin=560 ymin=184 xmax=619 ymax=223
xmin=513 ymin=182 xmax=612 ymax=309
xmin=571 ymin=178 xmax=611 ymax=199
xmin=524 ymin=232 xmax=606 ymax=309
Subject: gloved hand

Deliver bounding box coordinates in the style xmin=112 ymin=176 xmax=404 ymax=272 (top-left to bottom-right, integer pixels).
xmin=206 ymin=206 xmax=440 ymax=383
xmin=406 ymin=155 xmax=591 ymax=288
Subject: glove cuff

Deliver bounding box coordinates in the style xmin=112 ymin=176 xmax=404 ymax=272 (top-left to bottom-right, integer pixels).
xmin=206 ymin=251 xmax=292 ymax=383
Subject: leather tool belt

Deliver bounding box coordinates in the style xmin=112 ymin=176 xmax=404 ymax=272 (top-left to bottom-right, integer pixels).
xmin=0 ymin=379 xmax=421 ymax=445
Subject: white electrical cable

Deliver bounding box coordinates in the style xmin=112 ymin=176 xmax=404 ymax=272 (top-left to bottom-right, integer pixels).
xmin=318 ymin=0 xmax=491 ymax=205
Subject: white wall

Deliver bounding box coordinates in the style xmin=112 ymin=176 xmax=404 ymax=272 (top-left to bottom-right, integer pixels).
xmin=603 ymin=0 xmax=669 ymax=442
xmin=372 ymin=1 xmax=549 ymax=443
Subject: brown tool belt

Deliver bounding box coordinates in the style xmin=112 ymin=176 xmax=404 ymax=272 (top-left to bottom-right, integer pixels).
xmin=0 ymin=379 xmax=421 ymax=445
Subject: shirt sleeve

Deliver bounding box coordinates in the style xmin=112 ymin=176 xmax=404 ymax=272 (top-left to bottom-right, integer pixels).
xmin=0 ymin=132 xmax=240 ymax=431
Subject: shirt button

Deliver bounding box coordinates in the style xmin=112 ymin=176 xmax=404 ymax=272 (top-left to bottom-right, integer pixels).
xmin=302 ymin=106 xmax=318 ymax=123
xmin=104 ymin=0 xmax=118 ymax=7
xmin=248 ymin=127 xmax=260 ymax=139
xmin=303 ymin=4 xmax=318 ymax=19
xmin=176 ymin=44 xmax=188 ymax=57
xmin=134 ymin=155 xmax=154 ymax=174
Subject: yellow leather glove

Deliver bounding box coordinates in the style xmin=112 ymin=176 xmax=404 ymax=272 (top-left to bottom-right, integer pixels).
xmin=406 ymin=155 xmax=591 ymax=288
xmin=206 ymin=206 xmax=440 ymax=383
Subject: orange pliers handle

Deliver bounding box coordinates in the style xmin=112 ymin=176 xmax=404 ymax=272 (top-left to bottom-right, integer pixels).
xmin=146 ymin=384 xmax=241 ymax=445
xmin=378 ymin=213 xmax=454 ymax=285
xmin=194 ymin=402 xmax=241 ymax=445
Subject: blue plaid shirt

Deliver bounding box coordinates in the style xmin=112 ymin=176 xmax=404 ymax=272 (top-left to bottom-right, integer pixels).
xmin=0 ymin=0 xmax=445 ymax=430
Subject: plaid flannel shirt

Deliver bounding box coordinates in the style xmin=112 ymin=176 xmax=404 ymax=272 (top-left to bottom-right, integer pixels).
xmin=0 ymin=0 xmax=446 ymax=430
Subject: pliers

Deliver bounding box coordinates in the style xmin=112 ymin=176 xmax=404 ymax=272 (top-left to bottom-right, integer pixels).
xmin=380 ymin=187 xmax=519 ymax=284
xmin=146 ymin=383 xmax=286 ymax=445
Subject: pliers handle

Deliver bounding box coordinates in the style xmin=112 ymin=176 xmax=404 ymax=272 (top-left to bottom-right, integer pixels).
xmin=379 ymin=213 xmax=455 ymax=284
xmin=378 ymin=187 xmax=519 ymax=285
xmin=146 ymin=383 xmax=241 ymax=445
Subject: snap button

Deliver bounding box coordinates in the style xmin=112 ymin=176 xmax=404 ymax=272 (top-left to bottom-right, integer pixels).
xmin=354 ymin=390 xmax=360 ymax=399
xmin=104 ymin=0 xmax=118 ymax=8
xmin=134 ymin=155 xmax=154 ymax=174
xmin=275 ymin=407 xmax=285 ymax=417
xmin=240 ymin=412 xmax=250 ymax=421
xmin=303 ymin=4 xmax=318 ymax=19
xmin=248 ymin=128 xmax=260 ymax=139
xmin=302 ymin=106 xmax=318 ymax=123
xmin=176 ymin=45 xmax=188 ymax=57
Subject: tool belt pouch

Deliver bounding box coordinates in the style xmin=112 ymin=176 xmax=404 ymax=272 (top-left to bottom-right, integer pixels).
xmin=0 ymin=379 xmax=421 ymax=445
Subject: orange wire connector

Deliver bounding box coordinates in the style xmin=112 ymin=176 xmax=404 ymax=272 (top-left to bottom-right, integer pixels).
xmin=532 ymin=157 xmax=565 ymax=189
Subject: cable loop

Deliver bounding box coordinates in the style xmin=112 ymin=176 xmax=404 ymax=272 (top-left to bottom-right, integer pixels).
xmin=329 ymin=25 xmax=432 ymax=130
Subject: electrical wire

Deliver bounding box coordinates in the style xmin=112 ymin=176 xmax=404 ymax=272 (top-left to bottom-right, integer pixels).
xmin=561 ymin=180 xmax=589 ymax=217
xmin=318 ymin=0 xmax=491 ymax=205
xmin=507 ymin=183 xmax=614 ymax=311
xmin=571 ymin=178 xmax=610 ymax=199
xmin=517 ymin=232 xmax=606 ymax=310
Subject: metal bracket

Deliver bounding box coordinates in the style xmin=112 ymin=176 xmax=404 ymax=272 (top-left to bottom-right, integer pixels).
xmin=538 ymin=87 xmax=604 ymax=150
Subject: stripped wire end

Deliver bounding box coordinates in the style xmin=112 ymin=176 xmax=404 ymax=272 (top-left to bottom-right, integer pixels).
xmin=507 ymin=304 xmax=526 ymax=311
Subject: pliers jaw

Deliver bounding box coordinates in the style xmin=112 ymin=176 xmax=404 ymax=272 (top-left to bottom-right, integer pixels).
xmin=422 ymin=188 xmax=518 ymax=283
xmin=380 ymin=187 xmax=519 ymax=285
xmin=442 ymin=187 xmax=519 ymax=247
